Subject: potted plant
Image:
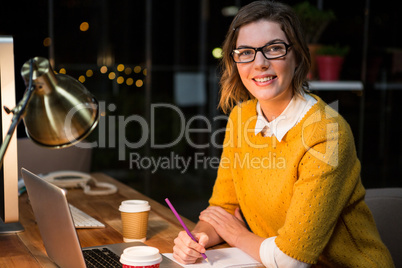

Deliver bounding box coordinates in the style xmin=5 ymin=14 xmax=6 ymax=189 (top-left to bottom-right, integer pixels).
xmin=293 ymin=1 xmax=336 ymax=44
xmin=293 ymin=2 xmax=336 ymax=79
xmin=315 ymin=44 xmax=350 ymax=81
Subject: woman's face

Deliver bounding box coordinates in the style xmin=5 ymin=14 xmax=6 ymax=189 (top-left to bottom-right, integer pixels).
xmin=235 ymin=20 xmax=297 ymax=106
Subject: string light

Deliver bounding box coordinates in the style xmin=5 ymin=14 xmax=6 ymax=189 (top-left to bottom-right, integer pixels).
xmin=135 ymin=79 xmax=143 ymax=87
xmin=74 ymin=64 xmax=147 ymax=87
xmin=100 ymin=66 xmax=108 ymax=73
xmin=108 ymin=72 xmax=116 ymax=80
xmin=43 ymin=37 xmax=52 ymax=47
xmin=125 ymin=67 xmax=132 ymax=75
xmin=117 ymin=64 xmax=125 ymax=72
xmin=126 ymin=78 xmax=134 ymax=86
xmin=117 ymin=76 xmax=124 ymax=84
xmin=134 ymin=66 xmax=141 ymax=73
xmin=80 ymin=22 xmax=89 ymax=32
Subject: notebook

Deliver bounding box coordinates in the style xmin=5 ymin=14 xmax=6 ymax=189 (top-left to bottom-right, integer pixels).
xmin=163 ymin=247 xmax=264 ymax=268
xmin=21 ymin=168 xmax=181 ymax=268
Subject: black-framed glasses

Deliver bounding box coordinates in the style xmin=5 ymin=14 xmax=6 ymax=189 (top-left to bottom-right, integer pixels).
xmin=231 ymin=42 xmax=292 ymax=63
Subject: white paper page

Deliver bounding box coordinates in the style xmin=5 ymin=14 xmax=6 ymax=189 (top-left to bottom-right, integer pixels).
xmin=163 ymin=247 xmax=264 ymax=268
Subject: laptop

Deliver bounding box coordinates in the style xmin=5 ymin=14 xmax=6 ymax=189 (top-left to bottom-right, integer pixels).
xmin=21 ymin=168 xmax=182 ymax=268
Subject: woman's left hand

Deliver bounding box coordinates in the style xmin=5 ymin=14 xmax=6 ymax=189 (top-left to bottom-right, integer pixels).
xmin=199 ymin=206 xmax=249 ymax=247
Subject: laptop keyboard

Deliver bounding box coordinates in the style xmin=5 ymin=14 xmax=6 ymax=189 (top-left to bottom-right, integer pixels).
xmin=83 ymin=248 xmax=122 ymax=268
xmin=69 ymin=204 xmax=105 ymax=228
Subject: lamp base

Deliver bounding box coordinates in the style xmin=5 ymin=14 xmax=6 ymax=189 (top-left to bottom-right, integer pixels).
xmin=0 ymin=219 xmax=24 ymax=234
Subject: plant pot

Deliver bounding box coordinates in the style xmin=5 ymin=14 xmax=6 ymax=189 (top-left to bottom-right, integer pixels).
xmin=316 ymin=55 xmax=344 ymax=81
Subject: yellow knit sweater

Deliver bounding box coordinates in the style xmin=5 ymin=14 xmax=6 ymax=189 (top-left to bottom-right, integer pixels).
xmin=209 ymin=95 xmax=394 ymax=267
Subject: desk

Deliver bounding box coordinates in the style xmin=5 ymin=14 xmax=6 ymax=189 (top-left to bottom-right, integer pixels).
xmin=0 ymin=173 xmax=197 ymax=267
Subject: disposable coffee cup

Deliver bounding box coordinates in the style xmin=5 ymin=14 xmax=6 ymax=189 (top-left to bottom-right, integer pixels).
xmin=119 ymin=200 xmax=151 ymax=242
xmin=120 ymin=246 xmax=162 ymax=268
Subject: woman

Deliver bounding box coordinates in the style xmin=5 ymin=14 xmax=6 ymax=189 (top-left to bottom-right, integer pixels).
xmin=172 ymin=1 xmax=394 ymax=267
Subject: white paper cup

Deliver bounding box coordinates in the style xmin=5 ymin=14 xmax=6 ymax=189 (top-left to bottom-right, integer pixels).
xmin=119 ymin=200 xmax=151 ymax=242
xmin=120 ymin=246 xmax=162 ymax=268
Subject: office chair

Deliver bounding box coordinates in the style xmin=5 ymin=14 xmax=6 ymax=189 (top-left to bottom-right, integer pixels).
xmin=365 ymin=188 xmax=402 ymax=267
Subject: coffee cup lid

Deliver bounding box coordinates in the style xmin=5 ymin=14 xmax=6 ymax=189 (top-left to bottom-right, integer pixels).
xmin=120 ymin=246 xmax=162 ymax=266
xmin=119 ymin=200 xmax=151 ymax=213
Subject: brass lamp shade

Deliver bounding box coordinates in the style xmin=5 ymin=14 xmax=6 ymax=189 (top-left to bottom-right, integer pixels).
xmin=21 ymin=57 xmax=99 ymax=148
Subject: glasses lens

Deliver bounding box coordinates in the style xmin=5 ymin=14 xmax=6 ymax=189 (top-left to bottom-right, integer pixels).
xmin=263 ymin=43 xmax=287 ymax=58
xmin=233 ymin=49 xmax=255 ymax=63
xmin=232 ymin=43 xmax=289 ymax=63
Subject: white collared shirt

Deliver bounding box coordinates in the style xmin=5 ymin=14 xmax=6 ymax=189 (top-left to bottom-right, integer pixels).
xmin=255 ymin=93 xmax=317 ymax=142
xmin=260 ymin=237 xmax=311 ymax=268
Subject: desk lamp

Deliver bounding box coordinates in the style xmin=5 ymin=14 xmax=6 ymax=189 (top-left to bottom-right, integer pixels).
xmin=0 ymin=56 xmax=99 ymax=167
xmin=0 ymin=56 xmax=98 ymax=234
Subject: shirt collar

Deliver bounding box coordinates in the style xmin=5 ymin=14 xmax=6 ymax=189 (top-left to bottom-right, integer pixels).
xmin=255 ymin=93 xmax=317 ymax=142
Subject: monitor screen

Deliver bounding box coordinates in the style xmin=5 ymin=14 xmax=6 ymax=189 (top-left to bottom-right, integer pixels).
xmin=0 ymin=36 xmax=21 ymax=233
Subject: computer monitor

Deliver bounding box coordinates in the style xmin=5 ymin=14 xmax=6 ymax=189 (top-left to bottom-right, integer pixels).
xmin=0 ymin=36 xmax=23 ymax=233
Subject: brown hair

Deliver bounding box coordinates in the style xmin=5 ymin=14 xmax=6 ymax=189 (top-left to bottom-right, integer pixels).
xmin=218 ymin=0 xmax=311 ymax=114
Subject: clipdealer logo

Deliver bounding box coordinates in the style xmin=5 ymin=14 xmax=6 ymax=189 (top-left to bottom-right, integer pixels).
xmin=64 ymin=100 xmax=341 ymax=172
xmin=301 ymin=101 xmax=339 ymax=167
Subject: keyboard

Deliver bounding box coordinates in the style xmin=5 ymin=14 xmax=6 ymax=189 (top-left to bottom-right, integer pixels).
xmin=83 ymin=248 xmax=121 ymax=268
xmin=69 ymin=204 xmax=105 ymax=228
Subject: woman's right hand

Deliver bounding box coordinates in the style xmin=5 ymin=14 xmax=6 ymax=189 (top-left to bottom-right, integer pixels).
xmin=172 ymin=230 xmax=209 ymax=264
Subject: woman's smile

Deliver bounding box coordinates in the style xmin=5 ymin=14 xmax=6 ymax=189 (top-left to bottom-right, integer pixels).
xmin=252 ymin=75 xmax=277 ymax=84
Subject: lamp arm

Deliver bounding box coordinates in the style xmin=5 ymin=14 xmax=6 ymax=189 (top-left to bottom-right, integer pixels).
xmin=0 ymin=59 xmax=35 ymax=169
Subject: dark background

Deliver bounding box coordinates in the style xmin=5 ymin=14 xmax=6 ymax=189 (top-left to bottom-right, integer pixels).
xmin=1 ymin=0 xmax=401 ymax=221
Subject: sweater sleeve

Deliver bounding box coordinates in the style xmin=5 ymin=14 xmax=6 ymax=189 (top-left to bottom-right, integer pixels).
xmin=275 ymin=107 xmax=362 ymax=264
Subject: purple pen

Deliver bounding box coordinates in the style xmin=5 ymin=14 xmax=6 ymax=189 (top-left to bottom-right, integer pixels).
xmin=165 ymin=198 xmax=209 ymax=263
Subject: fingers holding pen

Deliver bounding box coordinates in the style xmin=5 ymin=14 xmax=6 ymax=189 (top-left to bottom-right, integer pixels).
xmin=173 ymin=230 xmax=208 ymax=264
